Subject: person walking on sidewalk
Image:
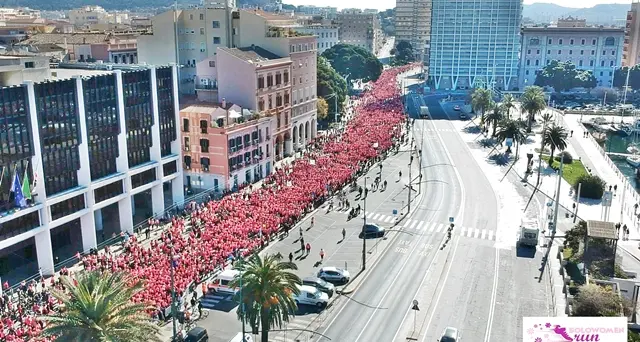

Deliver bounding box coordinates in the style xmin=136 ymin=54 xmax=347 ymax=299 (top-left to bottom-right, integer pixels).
xmin=320 ymin=248 xmax=325 ymax=262
xmin=289 ymin=252 xmax=294 ymax=263
xmin=300 ymin=237 xmax=305 ymax=251
xmin=299 ymin=227 xmax=303 ymax=240
xmin=342 ymin=228 xmax=346 ymax=241
xmin=306 ymin=242 xmax=311 ymax=256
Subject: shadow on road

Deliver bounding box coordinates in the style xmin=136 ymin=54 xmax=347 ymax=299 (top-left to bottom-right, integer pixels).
xmin=516 ymin=246 xmax=537 ymax=259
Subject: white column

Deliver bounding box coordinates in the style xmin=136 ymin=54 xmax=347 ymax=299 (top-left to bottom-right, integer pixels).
xmin=73 ymin=75 xmax=97 ymax=252
xmin=170 ymin=64 xmax=184 ymax=205
xmin=94 ymin=209 xmax=103 ymax=231
xmin=149 ymin=67 xmax=166 ymax=217
xmin=24 ymin=81 xmax=54 ymax=276
xmin=119 ymin=196 xmax=134 ymax=235
xmin=151 ymin=185 xmax=165 ymax=216
xmin=34 ymin=231 xmax=54 ymax=276
xmin=113 ymin=70 xmax=130 ymax=173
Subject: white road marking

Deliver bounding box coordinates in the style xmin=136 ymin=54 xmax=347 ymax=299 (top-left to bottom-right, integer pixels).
xmin=428 ymin=222 xmax=436 ymax=232
xmin=403 ymin=219 xmax=411 ymax=228
xmin=474 ymin=228 xmax=480 ymax=239
xmin=384 ymin=216 xmax=393 ymax=223
xmin=483 ymin=247 xmax=500 ymax=342
xmin=372 ymin=213 xmax=381 ymax=220
xmin=435 ymin=224 xmax=443 ymax=233
xmin=481 ymin=229 xmax=487 ymax=240
xmin=466 ymin=228 xmax=473 ymax=237
xmin=459 ymin=227 xmax=466 ymax=236
xmin=409 ymin=221 xmax=418 ymax=229
xmin=488 ymin=231 xmax=494 ymax=241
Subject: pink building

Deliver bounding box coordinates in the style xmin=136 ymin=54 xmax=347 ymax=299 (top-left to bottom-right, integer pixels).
xmin=180 ymin=100 xmax=275 ymax=192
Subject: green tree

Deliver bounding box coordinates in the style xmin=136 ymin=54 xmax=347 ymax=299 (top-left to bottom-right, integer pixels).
xmin=231 ymin=253 xmax=301 ymax=342
xmin=629 ymin=331 xmax=640 ymax=342
xmin=485 ymin=105 xmax=503 ymax=137
xmin=321 ymin=44 xmax=383 ymax=82
xmin=534 ymin=60 xmax=597 ymax=91
xmin=391 ymin=40 xmax=414 ymax=66
xmin=613 ymin=65 xmax=640 ymax=90
xmin=572 ymin=283 xmax=622 ymax=317
xmin=471 ymin=88 xmax=494 ymax=127
xmin=521 ymin=86 xmax=547 ymax=132
xmin=317 ymin=56 xmax=347 ymax=120
xmin=574 ymin=174 xmax=606 ymax=200
xmin=500 ymin=93 xmax=515 ymax=119
xmin=42 ymin=271 xmax=160 ymax=342
xmin=317 ymin=97 xmax=329 ymax=120
xmin=495 ymin=118 xmax=527 ymax=155
xmin=543 ymin=124 xmax=568 ymax=165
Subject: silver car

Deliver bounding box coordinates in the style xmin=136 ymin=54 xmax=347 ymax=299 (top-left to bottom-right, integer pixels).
xmin=317 ymin=266 xmax=351 ymax=284
xmin=439 ymin=327 xmax=460 ymax=342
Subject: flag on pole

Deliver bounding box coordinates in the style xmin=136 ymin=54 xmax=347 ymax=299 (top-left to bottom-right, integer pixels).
xmin=10 ymin=170 xmax=25 ymax=208
xmin=21 ymin=170 xmax=31 ymax=201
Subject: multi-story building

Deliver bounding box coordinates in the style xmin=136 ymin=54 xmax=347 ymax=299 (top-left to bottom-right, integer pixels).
xmin=293 ymin=25 xmax=339 ymax=53
xmin=394 ymin=0 xmax=431 ymax=63
xmin=67 ymin=6 xmax=130 ymax=28
xmin=624 ymin=0 xmax=640 ymax=67
xmin=19 ymin=33 xmax=138 ymax=63
xmin=0 ymin=58 xmax=183 ymax=285
xmin=519 ymin=23 xmax=624 ymax=89
xmin=428 ymin=0 xmax=522 ymax=91
xmin=0 ymin=7 xmax=41 ymax=21
xmin=335 ymin=9 xmax=383 ymax=55
xmin=296 ymin=6 xmax=338 ymax=19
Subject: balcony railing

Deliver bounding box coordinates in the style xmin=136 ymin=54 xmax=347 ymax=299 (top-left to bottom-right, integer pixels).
xmin=195 ymin=77 xmax=218 ymax=91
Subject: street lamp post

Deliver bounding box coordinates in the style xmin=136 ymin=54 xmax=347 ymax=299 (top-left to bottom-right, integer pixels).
xmin=326 ymin=93 xmax=339 ymax=125
xmin=169 ymin=245 xmax=178 ymax=340
xmin=362 ymin=177 xmax=368 ymax=270
xmin=407 ymin=159 xmax=412 ymax=214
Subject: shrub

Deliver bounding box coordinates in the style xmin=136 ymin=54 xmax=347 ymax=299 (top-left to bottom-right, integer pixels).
xmin=574 ymin=174 xmax=605 ymax=199
xmin=571 ymin=283 xmax=622 ymax=316
xmin=555 ymin=151 xmax=574 ymax=164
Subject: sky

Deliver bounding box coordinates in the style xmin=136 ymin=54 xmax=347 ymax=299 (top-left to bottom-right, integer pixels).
xmin=283 ymin=0 xmax=631 ymax=12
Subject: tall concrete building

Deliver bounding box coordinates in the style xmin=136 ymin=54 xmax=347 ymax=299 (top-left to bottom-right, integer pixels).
xmin=623 ymin=0 xmax=640 ymax=67
xmin=394 ymin=0 xmax=431 ymax=63
xmin=428 ymin=0 xmax=523 ymax=91
xmin=335 ymin=9 xmax=383 ymax=55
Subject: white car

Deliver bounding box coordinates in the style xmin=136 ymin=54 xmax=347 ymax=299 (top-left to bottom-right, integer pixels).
xmin=317 ymin=266 xmax=351 ymax=284
xmin=293 ymin=285 xmax=329 ymax=308
xmin=439 ymin=327 xmax=460 ymax=342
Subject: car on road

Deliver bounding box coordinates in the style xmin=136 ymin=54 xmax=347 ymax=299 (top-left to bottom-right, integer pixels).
xmin=317 ymin=266 xmax=351 ymax=284
xmin=439 ymin=327 xmax=460 ymax=342
xmin=302 ymin=276 xmax=335 ymax=297
xmin=459 ymin=113 xmax=467 ymax=120
xmin=293 ymin=285 xmax=329 ymax=308
xmin=453 ymin=105 xmax=461 ymax=111
xmin=360 ymin=223 xmax=385 ymax=238
xmin=185 ymin=327 xmax=209 ymax=342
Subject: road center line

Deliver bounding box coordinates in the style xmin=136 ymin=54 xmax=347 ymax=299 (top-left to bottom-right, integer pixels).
xmin=483 ymin=247 xmax=500 ymax=342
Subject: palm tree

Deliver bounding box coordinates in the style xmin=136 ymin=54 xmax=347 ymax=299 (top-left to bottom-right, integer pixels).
xmin=42 ymin=271 xmax=160 ymax=342
xmin=495 ymin=118 xmax=527 ymax=156
xmin=471 ymin=88 xmax=494 ymax=126
xmin=485 ymin=105 xmax=504 ymax=137
xmin=501 ymin=93 xmax=515 ymax=119
xmin=541 ymin=112 xmax=554 ymax=127
xmin=231 ymin=253 xmax=301 ymax=342
xmin=543 ymin=124 xmax=569 ymax=165
xmin=520 ymin=86 xmax=547 ymax=132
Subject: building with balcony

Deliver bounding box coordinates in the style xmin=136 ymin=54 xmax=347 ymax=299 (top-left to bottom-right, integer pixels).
xmin=395 ymin=0 xmax=432 ymax=63
xmin=520 ymin=24 xmax=624 ymax=89
xmin=19 ymin=33 xmax=139 ymax=64
xmin=67 ymin=6 xmax=130 ymax=28
xmin=292 ymin=25 xmax=339 ymax=53
xmin=428 ymin=0 xmax=522 ymax=90
xmin=335 ymin=10 xmax=383 ymax=55
xmin=0 ymin=61 xmax=183 ymax=285
xmin=624 ymin=0 xmax=640 ymax=67
xmin=180 ymin=100 xmax=274 ymax=192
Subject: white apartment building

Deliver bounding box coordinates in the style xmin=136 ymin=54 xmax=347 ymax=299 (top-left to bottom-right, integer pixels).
xmin=395 ymin=0 xmax=431 ymax=63
xmin=68 ymin=6 xmax=130 ymax=27
xmin=0 ymin=59 xmax=183 ymax=285
xmin=0 ymin=7 xmax=40 ymax=20
xmin=293 ymin=25 xmax=339 ymax=53
xmin=520 ymin=25 xmax=625 ymax=89
xmin=335 ymin=10 xmax=383 ymax=55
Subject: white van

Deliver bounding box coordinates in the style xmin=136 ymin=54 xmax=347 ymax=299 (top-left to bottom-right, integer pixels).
xmin=209 ymin=269 xmax=241 ymax=294
xmin=293 ymin=285 xmax=329 ymax=308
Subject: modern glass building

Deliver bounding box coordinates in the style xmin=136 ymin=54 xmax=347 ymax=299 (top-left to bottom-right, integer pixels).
xmin=428 ymin=0 xmax=523 ymax=91
xmin=0 ymin=61 xmax=183 ymax=284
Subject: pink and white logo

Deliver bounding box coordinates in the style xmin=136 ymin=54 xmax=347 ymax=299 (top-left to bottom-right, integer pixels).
xmin=523 ymin=317 xmax=627 ymax=342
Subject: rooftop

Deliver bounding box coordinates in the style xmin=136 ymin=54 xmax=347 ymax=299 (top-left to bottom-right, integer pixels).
xmin=586 ymin=220 xmax=619 ymax=240
xmin=20 ymin=32 xmax=138 ymax=45
xmin=245 ymin=9 xmax=294 ymax=21
xmin=522 ymin=25 xmax=624 ymax=32
xmin=222 ymin=46 xmax=285 ymax=63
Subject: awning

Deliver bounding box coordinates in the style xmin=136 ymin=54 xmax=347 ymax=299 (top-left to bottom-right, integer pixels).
xmin=228 ymin=110 xmax=241 ymax=119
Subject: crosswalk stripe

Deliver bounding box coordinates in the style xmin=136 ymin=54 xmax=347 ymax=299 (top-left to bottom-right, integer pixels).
xmin=414 ymin=221 xmax=423 ymax=230
xmin=459 ymin=227 xmax=465 ymax=236
xmin=435 ymin=223 xmax=443 ymax=233
xmin=376 ymin=214 xmax=385 ymax=222
xmin=403 ymin=219 xmax=411 ymax=228
xmin=466 ymin=228 xmax=473 ymax=237
xmin=488 ymin=231 xmax=494 ymax=241
xmin=409 ymin=221 xmax=418 ymax=229
xmin=428 ymin=222 xmax=436 ymax=232
xmin=373 ymin=213 xmax=381 ymax=220
xmin=481 ymin=229 xmax=487 ymax=240
xmin=474 ymin=228 xmax=480 ymax=238
xmin=384 ymin=216 xmax=393 ymax=223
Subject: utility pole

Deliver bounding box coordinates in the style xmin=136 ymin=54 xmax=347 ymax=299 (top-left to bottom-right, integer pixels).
xmin=573 ymin=183 xmax=582 ymax=223
xmin=551 ymin=158 xmax=564 ymax=234
xmin=362 ymin=177 xmax=368 ymax=270
xmin=240 ymin=272 xmax=247 ymax=341
xmin=170 ymin=246 xmax=177 ymax=340
xmin=408 ymin=158 xmax=412 ymax=214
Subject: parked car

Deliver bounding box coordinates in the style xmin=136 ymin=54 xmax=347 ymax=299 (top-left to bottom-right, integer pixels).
xmin=453 ymin=105 xmax=461 ymax=111
xmin=185 ymin=327 xmax=209 ymax=342
xmin=439 ymin=327 xmax=460 ymax=342
xmin=302 ymin=276 xmax=335 ymax=297
xmin=360 ymin=223 xmax=385 ymax=238
xmin=459 ymin=113 xmax=467 ymax=120
xmin=317 ymin=266 xmax=351 ymax=284
xmin=293 ymin=285 xmax=329 ymax=308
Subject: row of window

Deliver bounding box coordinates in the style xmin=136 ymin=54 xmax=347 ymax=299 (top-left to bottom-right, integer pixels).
xmin=123 ymin=70 xmax=154 ymax=168
xmin=257 ymin=93 xmax=290 ymax=111
xmin=94 ymin=180 xmax=124 ymax=204
xmin=525 ymin=58 xmax=616 ymax=68
xmin=257 ymin=71 xmax=290 ymax=89
xmin=51 ymin=194 xmax=85 ymax=221
xmin=156 ymin=67 xmax=177 ymax=158
xmin=529 ymin=37 xmax=616 ymax=46
xmin=289 ymin=42 xmax=316 ymax=53
xmin=526 ymin=48 xmax=616 ymax=56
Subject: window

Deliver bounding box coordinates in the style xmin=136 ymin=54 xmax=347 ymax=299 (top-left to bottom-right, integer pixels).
xmin=209 ymin=60 xmax=215 ymax=67
xmin=537 ymin=49 xmax=540 ymax=54
xmin=275 ymin=73 xmax=282 ymax=85
xmin=527 ymin=49 xmax=531 ymax=54
xmin=200 ymin=28 xmax=205 ymax=35
xmin=284 ymin=92 xmax=289 ymax=105
xmin=605 ymin=37 xmax=615 ymax=46
xmin=530 ymin=38 xmax=540 ymax=45
xmin=200 ymin=157 xmax=210 ymax=172
xmin=258 ymin=97 xmax=265 ymax=111
xmin=558 ymin=50 xmax=562 ymax=54
xmin=612 ymin=50 xmax=616 ymax=55
xmin=600 ymin=71 xmax=603 ymax=76
xmin=526 ymin=70 xmax=529 ymax=75
xmin=268 ymin=95 xmax=273 ymax=109
xmin=257 ymin=76 xmax=264 ymax=89
xmin=189 ymin=14 xmax=194 ymax=20
xmin=601 ymin=60 xmax=605 ymax=67
xmin=24 ymin=61 xmax=34 ymax=68
xmin=580 ymin=50 xmax=584 ymax=55
xmin=526 ymin=59 xmax=530 ymax=66
xmin=183 ymin=118 xmax=189 ymax=132
xmin=200 ymin=138 xmax=209 ymax=153
xmin=590 ymin=60 xmax=594 ymax=66
xmin=184 ymin=136 xmax=190 ymax=150
xmin=284 ymin=71 xmax=289 ymax=83
xmin=570 ymin=39 xmax=574 ymax=45
xmin=592 ymin=39 xmax=597 ymax=45
xmin=610 ymin=60 xmax=614 ymax=67
xmin=212 ymin=21 xmax=220 ymax=28
xmin=213 ymin=37 xmax=221 ymax=44
xmin=559 ymin=39 xmax=563 ymax=45
xmin=547 ymin=50 xmax=550 ymax=54
xmin=200 ymin=120 xmax=208 ymax=134
xmin=535 ymin=60 xmax=539 ymax=66
xmin=199 ymin=13 xmax=204 ymax=20
xmin=276 ymin=94 xmax=282 ymax=106
xmin=267 ymin=75 xmax=273 ymax=87
xmin=548 ymin=38 xmax=552 ymax=44
xmin=581 ymin=39 xmax=586 ymax=45
xmin=569 ymin=50 xmax=573 ymax=55
xmin=579 ymin=60 xmax=583 ymax=66
xmin=591 ymin=50 xmax=595 ymax=55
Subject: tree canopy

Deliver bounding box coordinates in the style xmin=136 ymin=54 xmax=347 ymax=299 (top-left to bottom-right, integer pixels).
xmin=571 ymin=283 xmax=623 ymax=317
xmin=613 ymin=65 xmax=640 ymax=90
xmin=317 ymin=56 xmax=348 ymax=120
xmin=391 ymin=40 xmax=414 ymax=66
xmin=316 ymin=97 xmax=329 ymax=120
xmin=321 ymin=44 xmax=383 ymax=82
xmin=534 ymin=60 xmax=597 ymax=91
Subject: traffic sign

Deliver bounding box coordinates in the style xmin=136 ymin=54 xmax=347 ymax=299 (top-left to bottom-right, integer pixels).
xmin=602 ymin=191 xmax=613 ymax=207
xmin=449 ymin=217 xmax=454 ymax=223
xmin=393 ymin=209 xmax=398 ymax=215
xmin=505 ymin=138 xmax=513 ymax=147
xmin=412 ymin=299 xmax=420 ymax=311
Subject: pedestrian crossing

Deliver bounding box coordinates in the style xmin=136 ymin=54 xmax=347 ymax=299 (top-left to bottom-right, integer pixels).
xmin=356 ymin=212 xmax=496 ymax=242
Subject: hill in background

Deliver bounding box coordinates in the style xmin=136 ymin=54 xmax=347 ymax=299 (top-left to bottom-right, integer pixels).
xmin=523 ymin=2 xmax=630 ymax=26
